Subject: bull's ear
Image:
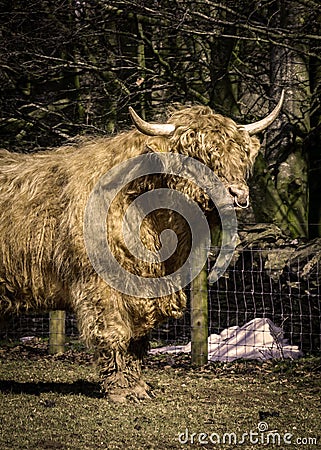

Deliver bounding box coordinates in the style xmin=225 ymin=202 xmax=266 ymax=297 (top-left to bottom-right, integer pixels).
xmin=145 ymin=137 xmax=171 ymax=153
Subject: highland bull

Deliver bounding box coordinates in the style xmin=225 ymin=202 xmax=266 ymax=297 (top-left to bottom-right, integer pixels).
xmin=0 ymin=93 xmax=284 ymax=401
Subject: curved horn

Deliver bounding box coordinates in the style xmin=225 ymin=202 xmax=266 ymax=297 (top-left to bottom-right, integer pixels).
xmin=241 ymin=90 xmax=285 ymax=135
xmin=129 ymin=107 xmax=176 ymax=137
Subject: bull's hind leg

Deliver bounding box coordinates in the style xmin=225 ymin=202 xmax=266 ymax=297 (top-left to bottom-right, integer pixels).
xmin=73 ymin=285 xmax=151 ymax=402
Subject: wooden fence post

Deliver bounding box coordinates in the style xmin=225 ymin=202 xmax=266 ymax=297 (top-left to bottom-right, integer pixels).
xmin=49 ymin=310 xmax=66 ymax=354
xmin=191 ymin=248 xmax=208 ymax=366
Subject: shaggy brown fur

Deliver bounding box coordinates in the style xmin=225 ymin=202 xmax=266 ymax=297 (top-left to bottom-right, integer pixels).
xmin=0 ymin=105 xmax=260 ymax=401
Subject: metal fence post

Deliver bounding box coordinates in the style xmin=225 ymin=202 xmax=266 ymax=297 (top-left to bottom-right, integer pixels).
xmin=49 ymin=310 xmax=66 ymax=354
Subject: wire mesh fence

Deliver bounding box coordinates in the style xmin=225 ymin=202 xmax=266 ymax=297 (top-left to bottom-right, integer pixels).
xmin=0 ymin=313 xmax=79 ymax=341
xmin=207 ymin=247 xmax=321 ymax=359
xmin=0 ymin=246 xmax=320 ymax=359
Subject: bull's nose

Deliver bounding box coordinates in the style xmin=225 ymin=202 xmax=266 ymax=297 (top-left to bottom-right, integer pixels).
xmin=228 ymin=185 xmax=250 ymax=209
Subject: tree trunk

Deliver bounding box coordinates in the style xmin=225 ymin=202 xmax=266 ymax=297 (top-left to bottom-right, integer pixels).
xmin=262 ymin=0 xmax=310 ymax=238
xmin=253 ymin=0 xmax=310 ymax=237
xmin=309 ymin=45 xmax=321 ymax=237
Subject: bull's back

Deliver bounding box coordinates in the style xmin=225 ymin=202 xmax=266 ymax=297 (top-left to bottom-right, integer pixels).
xmin=0 ymin=149 xmax=73 ymax=315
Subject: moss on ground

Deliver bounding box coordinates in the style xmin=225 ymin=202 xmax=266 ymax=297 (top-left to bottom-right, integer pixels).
xmin=0 ymin=342 xmax=320 ymax=449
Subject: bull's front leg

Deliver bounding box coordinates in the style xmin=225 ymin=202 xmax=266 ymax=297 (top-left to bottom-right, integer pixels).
xmin=97 ymin=335 xmax=151 ymax=402
xmin=72 ymin=283 xmax=151 ymax=402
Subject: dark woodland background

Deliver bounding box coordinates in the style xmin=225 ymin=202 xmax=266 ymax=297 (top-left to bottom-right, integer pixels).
xmin=0 ymin=0 xmax=320 ymax=238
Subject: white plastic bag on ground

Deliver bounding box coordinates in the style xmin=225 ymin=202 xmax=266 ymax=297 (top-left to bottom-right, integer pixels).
xmin=149 ymin=318 xmax=303 ymax=361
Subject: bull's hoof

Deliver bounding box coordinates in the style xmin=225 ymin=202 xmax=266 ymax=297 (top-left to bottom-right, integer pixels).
xmin=108 ymin=392 xmax=128 ymax=403
xmin=106 ymin=380 xmax=153 ymax=403
xmin=130 ymin=379 xmax=153 ymax=401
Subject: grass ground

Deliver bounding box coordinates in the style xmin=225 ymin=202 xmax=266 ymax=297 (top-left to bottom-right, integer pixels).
xmin=0 ymin=341 xmax=320 ymax=450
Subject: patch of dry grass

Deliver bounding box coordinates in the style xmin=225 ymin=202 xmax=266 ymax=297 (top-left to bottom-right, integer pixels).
xmin=0 ymin=343 xmax=320 ymax=449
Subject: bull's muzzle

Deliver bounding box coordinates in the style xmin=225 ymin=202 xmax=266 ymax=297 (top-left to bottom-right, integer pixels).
xmin=228 ymin=185 xmax=250 ymax=209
